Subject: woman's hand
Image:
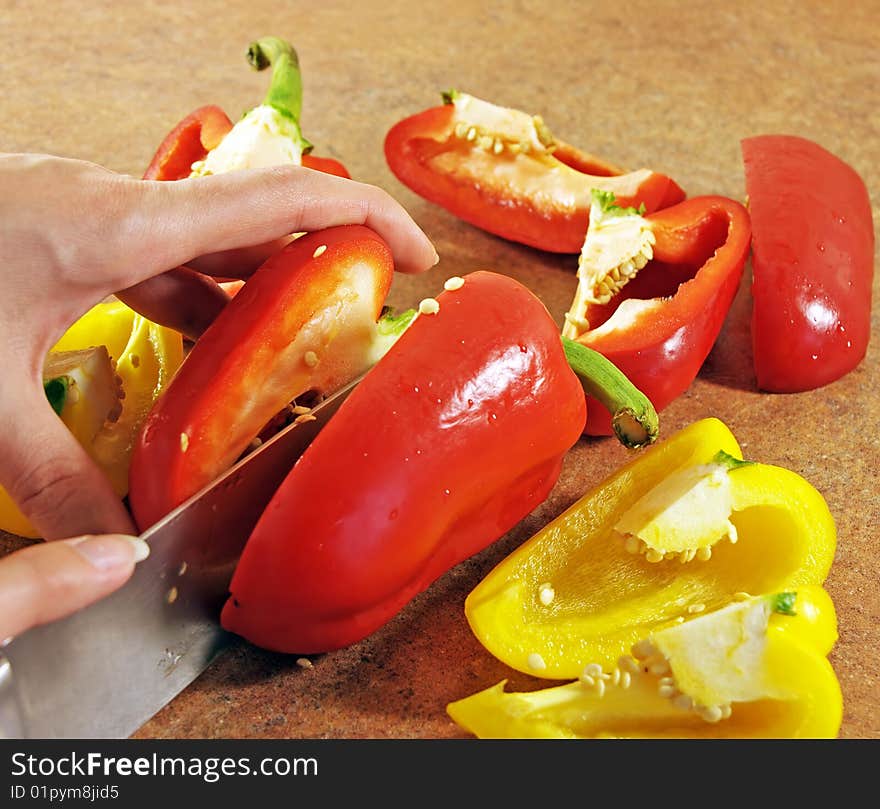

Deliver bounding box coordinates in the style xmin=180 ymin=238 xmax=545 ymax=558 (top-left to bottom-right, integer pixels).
xmin=0 ymin=152 xmax=436 ymax=638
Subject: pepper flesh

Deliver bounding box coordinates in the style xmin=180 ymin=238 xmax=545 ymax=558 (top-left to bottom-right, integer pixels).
xmin=448 ymin=587 xmax=842 ymax=738
xmin=464 ymin=418 xmax=836 ymax=680
xmin=742 ymin=135 xmax=873 ymax=392
xmin=564 ymin=196 xmax=751 ymax=435
xmin=221 ymin=271 xmax=590 ymax=653
xmin=384 ymin=92 xmax=684 ymax=253
xmin=129 ymin=225 xmax=395 ymax=531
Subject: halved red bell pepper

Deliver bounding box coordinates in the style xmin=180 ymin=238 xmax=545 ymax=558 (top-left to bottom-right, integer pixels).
xmin=128 ymin=225 xmax=396 ymax=530
xmin=384 ymin=91 xmax=684 ymax=253
xmin=144 ymin=37 xmax=350 ymax=182
xmin=220 ymin=271 xmax=657 ymax=654
xmin=742 ymin=135 xmax=874 ymax=392
xmin=563 ymin=192 xmax=751 ymax=435
xmin=144 ymin=105 xmax=233 ymax=181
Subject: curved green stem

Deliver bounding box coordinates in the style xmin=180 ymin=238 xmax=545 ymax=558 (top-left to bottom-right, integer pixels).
xmin=247 ymin=37 xmax=304 ymax=122
xmin=562 ymin=336 xmax=659 ymax=449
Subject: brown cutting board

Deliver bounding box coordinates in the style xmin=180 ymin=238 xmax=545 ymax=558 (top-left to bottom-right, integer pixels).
xmin=1 ymin=0 xmax=877 ymax=738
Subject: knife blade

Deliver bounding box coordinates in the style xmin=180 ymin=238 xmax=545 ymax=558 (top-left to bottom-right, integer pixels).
xmin=0 ymin=376 xmax=359 ymax=739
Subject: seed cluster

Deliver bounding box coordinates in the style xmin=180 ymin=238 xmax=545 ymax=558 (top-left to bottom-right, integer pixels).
xmin=586 ymin=235 xmax=655 ymax=305
xmin=451 ymin=114 xmax=554 ymax=156
xmin=578 ymin=656 xmax=637 ymax=697
xmin=618 ymin=519 xmax=738 ymax=564
xmin=631 ymin=638 xmax=733 ymax=724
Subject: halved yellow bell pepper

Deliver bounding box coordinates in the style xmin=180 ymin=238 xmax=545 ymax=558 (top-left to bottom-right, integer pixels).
xmin=0 ymin=300 xmax=183 ymax=538
xmin=448 ymin=586 xmax=842 ymax=738
xmin=464 ymin=418 xmax=836 ymax=680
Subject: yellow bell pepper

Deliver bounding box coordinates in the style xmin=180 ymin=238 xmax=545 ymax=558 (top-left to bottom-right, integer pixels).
xmin=463 ymin=418 xmax=836 ymax=680
xmin=0 ymin=300 xmax=183 ymax=538
xmin=448 ymin=586 xmax=842 ymax=738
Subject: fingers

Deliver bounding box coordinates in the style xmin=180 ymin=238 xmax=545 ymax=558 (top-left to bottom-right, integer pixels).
xmin=186 ymin=235 xmax=297 ymax=279
xmin=0 ymin=534 xmax=148 ymax=641
xmin=0 ymin=383 xmax=135 ymax=540
xmin=126 ymin=166 xmax=438 ymax=285
xmin=116 ymin=266 xmax=231 ymax=341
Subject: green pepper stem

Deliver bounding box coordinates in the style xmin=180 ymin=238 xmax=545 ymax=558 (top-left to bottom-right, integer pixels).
xmin=378 ymin=306 xmax=418 ymax=337
xmin=562 ymin=337 xmax=659 ymax=449
xmin=247 ymin=37 xmax=305 ymax=123
xmin=43 ymin=376 xmax=69 ymax=416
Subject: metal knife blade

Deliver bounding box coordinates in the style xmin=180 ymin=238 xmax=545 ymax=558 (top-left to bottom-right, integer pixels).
xmin=0 ymin=376 xmax=358 ymax=739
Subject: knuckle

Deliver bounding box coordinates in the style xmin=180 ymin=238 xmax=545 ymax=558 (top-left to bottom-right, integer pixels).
xmin=51 ymin=173 xmax=140 ymax=285
xmin=11 ymin=454 xmax=84 ymax=529
xmin=264 ymin=163 xmax=310 ymax=195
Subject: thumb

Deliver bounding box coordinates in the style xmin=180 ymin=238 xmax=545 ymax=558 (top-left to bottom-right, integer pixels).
xmin=0 ymin=384 xmax=135 ymax=540
xmin=0 ymin=534 xmax=148 ymax=641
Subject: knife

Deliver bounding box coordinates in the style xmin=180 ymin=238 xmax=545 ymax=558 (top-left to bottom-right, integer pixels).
xmin=0 ymin=376 xmax=359 ymax=739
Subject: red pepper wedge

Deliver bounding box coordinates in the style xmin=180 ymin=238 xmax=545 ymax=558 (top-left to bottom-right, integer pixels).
xmin=220 ymin=271 xmax=590 ymax=653
xmin=564 ymin=195 xmax=751 ymax=435
xmin=144 ymin=105 xmax=233 ymax=181
xmin=300 ymin=153 xmax=351 ymax=179
xmin=384 ymin=92 xmax=684 ymax=253
xmin=742 ymin=135 xmax=874 ymax=392
xmin=128 ymin=225 xmax=393 ymax=530
xmin=144 ymin=38 xmax=350 ymax=182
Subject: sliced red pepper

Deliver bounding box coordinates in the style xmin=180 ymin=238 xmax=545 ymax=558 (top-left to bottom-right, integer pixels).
xmin=301 ymin=153 xmax=351 ymax=179
xmin=128 ymin=225 xmax=393 ymax=530
xmin=384 ymin=92 xmax=684 ymax=253
xmin=143 ymin=106 xmax=233 ymax=181
xmin=145 ymin=121 xmax=350 ymax=181
xmin=221 ymin=271 xmax=591 ymax=653
xmin=742 ymin=135 xmax=874 ymax=392
xmin=564 ymin=194 xmax=751 ymax=435
xmin=143 ymin=38 xmax=350 ymax=182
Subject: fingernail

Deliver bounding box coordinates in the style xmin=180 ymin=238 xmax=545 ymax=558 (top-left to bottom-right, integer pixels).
xmin=69 ymin=535 xmax=150 ymax=570
xmin=431 ymin=250 xmax=440 ymax=266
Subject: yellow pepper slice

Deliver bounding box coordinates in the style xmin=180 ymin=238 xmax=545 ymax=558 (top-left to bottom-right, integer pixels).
xmin=448 ymin=586 xmax=842 ymax=738
xmin=464 ymin=418 xmax=836 ymax=680
xmin=0 ymin=301 xmax=183 ymax=538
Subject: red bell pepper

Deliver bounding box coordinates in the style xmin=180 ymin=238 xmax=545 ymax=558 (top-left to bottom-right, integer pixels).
xmin=563 ymin=192 xmax=751 ymax=435
xmin=220 ymin=270 xmax=660 ymax=654
xmin=384 ymin=91 xmax=684 ymax=253
xmin=129 ymin=225 xmax=404 ymax=530
xmin=144 ymin=105 xmax=233 ymax=181
xmin=742 ymin=135 xmax=874 ymax=392
xmin=144 ymin=37 xmax=350 ymax=182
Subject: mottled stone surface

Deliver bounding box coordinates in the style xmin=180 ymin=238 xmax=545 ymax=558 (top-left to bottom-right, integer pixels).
xmin=1 ymin=0 xmax=877 ymax=738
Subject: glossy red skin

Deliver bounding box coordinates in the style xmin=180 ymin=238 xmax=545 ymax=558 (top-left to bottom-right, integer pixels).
xmin=221 ymin=271 xmax=587 ymax=654
xmin=144 ymin=106 xmax=351 ymax=180
xmin=742 ymin=135 xmax=874 ymax=392
xmin=384 ymin=104 xmax=684 ymax=253
xmin=129 ymin=226 xmax=393 ymax=530
xmin=577 ymin=196 xmax=751 ymax=435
